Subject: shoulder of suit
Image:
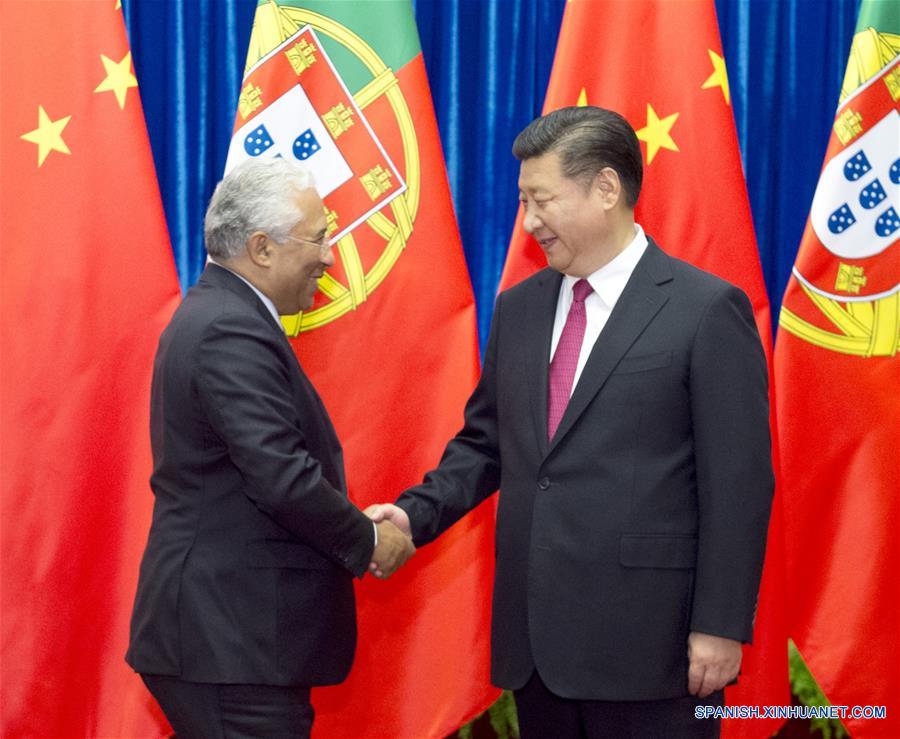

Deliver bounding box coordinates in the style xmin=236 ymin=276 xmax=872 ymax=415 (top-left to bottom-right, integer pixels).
xmin=649 ymin=242 xmax=747 ymax=301
xmin=497 ymin=267 xmax=559 ymax=302
xmin=168 ymin=278 xmax=282 ymax=352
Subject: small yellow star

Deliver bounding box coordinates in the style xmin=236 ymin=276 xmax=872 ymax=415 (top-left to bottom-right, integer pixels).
xmin=701 ymin=49 xmax=731 ymax=105
xmin=635 ymin=103 xmax=679 ymax=165
xmin=20 ymin=106 xmax=72 ymax=167
xmin=576 ymin=88 xmax=588 ymax=107
xmin=94 ymin=51 xmax=138 ymax=109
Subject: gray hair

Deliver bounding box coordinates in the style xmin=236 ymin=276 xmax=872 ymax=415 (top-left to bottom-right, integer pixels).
xmin=512 ymin=106 xmax=643 ymax=208
xmin=204 ymin=158 xmax=316 ymax=259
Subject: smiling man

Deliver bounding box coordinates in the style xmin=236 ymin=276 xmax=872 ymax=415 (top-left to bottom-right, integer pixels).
xmin=126 ymin=158 xmax=414 ymax=738
xmin=369 ymin=107 xmax=774 ymax=738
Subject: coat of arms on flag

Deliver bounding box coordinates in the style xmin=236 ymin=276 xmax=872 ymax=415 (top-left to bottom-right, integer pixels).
xmin=780 ymin=31 xmax=898 ymax=358
xmin=226 ymin=14 xmax=419 ymax=334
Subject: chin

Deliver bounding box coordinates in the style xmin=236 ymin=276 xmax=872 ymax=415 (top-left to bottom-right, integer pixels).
xmin=544 ymin=254 xmax=568 ymax=274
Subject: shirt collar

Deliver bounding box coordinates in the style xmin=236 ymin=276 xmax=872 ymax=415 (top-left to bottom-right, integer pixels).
xmin=208 ymin=258 xmax=283 ymax=330
xmin=562 ymin=224 xmax=648 ymax=308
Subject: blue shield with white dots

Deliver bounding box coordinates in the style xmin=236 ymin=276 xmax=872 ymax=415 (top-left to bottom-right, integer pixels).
xmin=827 ymin=204 xmax=856 ymax=235
xmin=858 ymin=179 xmax=886 ymax=210
xmin=293 ymin=130 xmax=321 ymax=161
xmin=843 ymin=151 xmax=871 ymax=181
xmin=244 ymin=125 xmax=274 ymax=157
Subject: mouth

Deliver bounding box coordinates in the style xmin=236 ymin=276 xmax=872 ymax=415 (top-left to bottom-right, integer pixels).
xmin=536 ymin=235 xmax=557 ymax=251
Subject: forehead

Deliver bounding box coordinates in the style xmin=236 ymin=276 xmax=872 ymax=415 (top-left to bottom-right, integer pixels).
xmin=292 ymin=187 xmax=326 ymax=226
xmin=517 ymin=151 xmax=567 ymax=192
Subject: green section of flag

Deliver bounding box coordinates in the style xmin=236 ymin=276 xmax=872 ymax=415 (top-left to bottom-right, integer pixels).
xmin=259 ymin=0 xmax=421 ymax=95
xmin=856 ymin=0 xmax=900 ymax=35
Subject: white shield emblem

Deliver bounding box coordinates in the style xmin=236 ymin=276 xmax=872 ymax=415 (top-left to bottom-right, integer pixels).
xmin=809 ymin=110 xmax=899 ymax=260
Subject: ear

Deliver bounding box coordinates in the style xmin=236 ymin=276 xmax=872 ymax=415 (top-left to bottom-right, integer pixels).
xmin=593 ymin=167 xmax=622 ymax=209
xmin=245 ymin=231 xmax=271 ymax=267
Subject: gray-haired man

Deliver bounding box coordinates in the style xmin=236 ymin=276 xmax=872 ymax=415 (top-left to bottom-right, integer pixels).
xmin=127 ymin=158 xmax=413 ymax=737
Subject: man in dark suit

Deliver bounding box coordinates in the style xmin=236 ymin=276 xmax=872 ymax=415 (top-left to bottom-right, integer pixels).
xmin=369 ymin=107 xmax=774 ymax=737
xmin=127 ymin=158 xmax=414 ymax=738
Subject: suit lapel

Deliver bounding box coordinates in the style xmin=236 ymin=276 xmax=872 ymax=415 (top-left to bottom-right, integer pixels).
xmin=547 ymin=241 xmax=673 ymax=456
xmin=525 ymin=269 xmax=563 ymax=458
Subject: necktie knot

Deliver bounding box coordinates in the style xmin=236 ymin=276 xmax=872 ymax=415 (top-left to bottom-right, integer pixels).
xmin=572 ymin=279 xmax=592 ymax=303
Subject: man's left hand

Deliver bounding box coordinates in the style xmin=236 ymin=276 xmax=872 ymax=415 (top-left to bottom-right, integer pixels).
xmin=687 ymin=632 xmax=742 ymax=698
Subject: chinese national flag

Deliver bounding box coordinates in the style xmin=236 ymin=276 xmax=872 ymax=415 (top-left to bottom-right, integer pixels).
xmin=227 ymin=2 xmax=497 ymax=737
xmin=0 ymin=2 xmax=180 ymax=737
xmin=501 ymin=1 xmax=789 ymax=735
xmin=776 ymin=0 xmax=899 ymax=734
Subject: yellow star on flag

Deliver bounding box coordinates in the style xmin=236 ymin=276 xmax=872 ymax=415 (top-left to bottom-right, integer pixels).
xmin=576 ymin=87 xmax=588 ymax=107
xmin=635 ymin=103 xmax=679 ymax=165
xmin=20 ymin=106 xmax=72 ymax=167
xmin=94 ymin=51 xmax=138 ymax=109
xmin=701 ymin=49 xmax=731 ymax=105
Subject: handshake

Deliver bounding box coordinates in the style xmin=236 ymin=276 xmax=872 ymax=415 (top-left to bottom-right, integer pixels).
xmin=365 ymin=504 xmax=415 ymax=579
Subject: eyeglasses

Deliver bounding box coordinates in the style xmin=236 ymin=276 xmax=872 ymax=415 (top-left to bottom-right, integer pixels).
xmin=283 ymin=233 xmax=332 ymax=258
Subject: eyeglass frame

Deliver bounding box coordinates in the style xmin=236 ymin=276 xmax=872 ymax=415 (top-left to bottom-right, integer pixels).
xmin=281 ymin=232 xmax=332 ymax=258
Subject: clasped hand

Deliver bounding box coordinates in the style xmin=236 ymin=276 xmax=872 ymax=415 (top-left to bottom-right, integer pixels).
xmin=365 ymin=504 xmax=414 ymax=579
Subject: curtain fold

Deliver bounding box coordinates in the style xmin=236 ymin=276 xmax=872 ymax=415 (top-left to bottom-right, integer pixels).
xmin=716 ymin=0 xmax=860 ymax=330
xmin=123 ymin=0 xmax=256 ymax=290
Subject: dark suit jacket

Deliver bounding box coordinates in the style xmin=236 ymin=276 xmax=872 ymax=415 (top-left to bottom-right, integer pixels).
xmin=397 ymin=239 xmax=774 ymax=701
xmin=127 ymin=263 xmax=374 ymax=687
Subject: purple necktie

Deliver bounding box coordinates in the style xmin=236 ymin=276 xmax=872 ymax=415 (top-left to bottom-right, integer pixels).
xmin=548 ymin=279 xmax=593 ymax=441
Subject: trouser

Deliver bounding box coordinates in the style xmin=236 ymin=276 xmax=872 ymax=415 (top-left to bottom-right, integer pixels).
xmin=142 ymin=674 xmax=314 ymax=739
xmin=514 ymin=670 xmax=724 ymax=739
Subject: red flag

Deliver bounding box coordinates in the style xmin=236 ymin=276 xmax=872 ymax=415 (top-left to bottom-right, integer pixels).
xmin=226 ymin=2 xmax=497 ymax=737
xmin=501 ymin=1 xmax=789 ymax=734
xmin=0 ymin=2 xmax=180 ymax=737
xmin=777 ymin=2 xmax=899 ymax=733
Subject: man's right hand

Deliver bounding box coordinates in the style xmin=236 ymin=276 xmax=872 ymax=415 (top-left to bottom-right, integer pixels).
xmin=370 ymin=519 xmax=414 ymax=579
xmin=365 ymin=503 xmax=411 ymax=536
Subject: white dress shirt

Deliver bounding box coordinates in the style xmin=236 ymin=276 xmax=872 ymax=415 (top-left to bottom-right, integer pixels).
xmin=549 ymin=224 xmax=648 ymax=395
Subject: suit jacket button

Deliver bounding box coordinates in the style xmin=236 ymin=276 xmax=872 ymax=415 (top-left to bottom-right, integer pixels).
xmin=537 ymin=477 xmax=550 ymax=491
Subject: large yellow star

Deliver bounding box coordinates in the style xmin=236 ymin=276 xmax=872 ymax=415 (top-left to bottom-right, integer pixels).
xmin=576 ymin=88 xmax=588 ymax=107
xmin=635 ymin=104 xmax=679 ymax=165
xmin=94 ymin=51 xmax=138 ymax=109
xmin=701 ymin=49 xmax=731 ymax=105
xmin=20 ymin=106 xmax=72 ymax=167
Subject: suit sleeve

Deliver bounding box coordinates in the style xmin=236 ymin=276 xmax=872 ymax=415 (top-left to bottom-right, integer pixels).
xmin=688 ymin=285 xmax=774 ymax=642
xmin=395 ymin=293 xmax=504 ymax=547
xmin=195 ymin=312 xmax=374 ymax=577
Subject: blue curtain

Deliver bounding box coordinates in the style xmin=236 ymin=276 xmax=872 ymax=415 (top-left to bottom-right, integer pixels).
xmin=716 ymin=0 xmax=860 ymax=326
xmin=123 ymin=0 xmax=861 ymax=347
xmin=123 ymin=0 xmax=256 ymax=289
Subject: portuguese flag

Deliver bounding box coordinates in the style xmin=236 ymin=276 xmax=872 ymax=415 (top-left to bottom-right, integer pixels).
xmin=501 ymin=1 xmax=790 ymax=735
xmin=226 ymin=2 xmax=497 ymax=737
xmin=777 ymin=1 xmax=899 ymax=734
xmin=0 ymin=2 xmax=180 ymax=736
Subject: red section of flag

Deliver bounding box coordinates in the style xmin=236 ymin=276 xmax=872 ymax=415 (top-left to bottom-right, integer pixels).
xmin=302 ymin=55 xmax=499 ymax=738
xmin=777 ymin=53 xmax=899 ymax=738
xmin=0 ymin=3 xmax=180 ymax=737
xmin=501 ymin=1 xmax=789 ymax=734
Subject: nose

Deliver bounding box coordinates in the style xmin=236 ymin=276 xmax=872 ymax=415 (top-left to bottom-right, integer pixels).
xmin=321 ymin=242 xmax=336 ymax=267
xmin=522 ymin=204 xmax=540 ymax=234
